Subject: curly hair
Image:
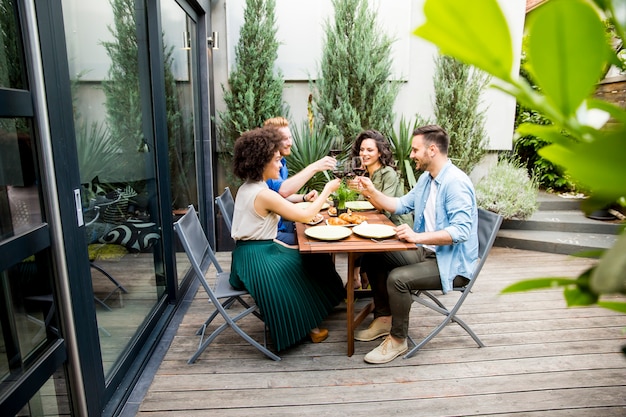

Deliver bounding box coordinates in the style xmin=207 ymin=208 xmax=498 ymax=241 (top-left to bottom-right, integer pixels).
xmin=233 ymin=126 xmax=283 ymax=181
xmin=350 ymin=129 xmax=396 ymax=168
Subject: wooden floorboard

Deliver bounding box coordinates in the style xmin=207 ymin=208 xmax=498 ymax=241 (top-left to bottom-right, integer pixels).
xmin=136 ymin=247 xmax=626 ymax=416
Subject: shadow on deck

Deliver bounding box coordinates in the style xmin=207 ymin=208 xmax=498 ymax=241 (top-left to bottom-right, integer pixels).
xmin=123 ymin=247 xmax=626 ymax=416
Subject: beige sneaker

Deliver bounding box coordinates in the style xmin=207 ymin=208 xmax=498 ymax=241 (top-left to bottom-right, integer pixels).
xmin=354 ymin=317 xmax=391 ymax=341
xmin=364 ymin=336 xmax=408 ymax=364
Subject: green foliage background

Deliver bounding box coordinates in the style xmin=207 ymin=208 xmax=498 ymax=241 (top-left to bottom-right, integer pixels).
xmin=415 ymin=0 xmax=626 ymax=314
xmin=216 ymin=0 xmax=286 ymax=185
xmin=311 ymin=0 xmax=399 ymax=150
xmin=433 ymin=55 xmax=489 ymax=175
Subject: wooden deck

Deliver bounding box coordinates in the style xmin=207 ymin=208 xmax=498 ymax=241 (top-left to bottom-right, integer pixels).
xmin=137 ymin=247 xmax=626 ymax=416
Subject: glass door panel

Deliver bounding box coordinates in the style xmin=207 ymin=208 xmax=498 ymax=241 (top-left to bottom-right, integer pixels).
xmin=160 ymin=0 xmax=198 ymax=285
xmin=62 ymin=0 xmax=165 ymax=377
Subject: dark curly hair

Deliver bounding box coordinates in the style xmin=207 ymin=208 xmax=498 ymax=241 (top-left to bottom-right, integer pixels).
xmin=233 ymin=126 xmax=283 ymax=181
xmin=350 ymin=129 xmax=396 ymax=168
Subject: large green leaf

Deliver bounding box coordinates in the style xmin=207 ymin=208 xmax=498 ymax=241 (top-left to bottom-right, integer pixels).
xmin=525 ymin=0 xmax=609 ymax=117
xmin=597 ymin=301 xmax=626 ymax=314
xmin=591 ymin=232 xmax=626 ymax=294
xmin=500 ymin=277 xmax=577 ymax=293
xmin=414 ymin=0 xmax=513 ymax=82
xmin=538 ymin=128 xmax=626 ymax=204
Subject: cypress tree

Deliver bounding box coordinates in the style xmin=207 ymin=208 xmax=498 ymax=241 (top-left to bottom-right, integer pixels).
xmin=217 ymin=0 xmax=285 ymax=176
xmin=433 ymin=54 xmax=489 ymax=175
xmin=312 ymin=0 xmax=399 ymax=145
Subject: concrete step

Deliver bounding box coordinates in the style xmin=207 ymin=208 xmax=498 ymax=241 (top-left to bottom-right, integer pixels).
xmin=501 ymin=210 xmax=623 ymax=235
xmin=495 ymin=192 xmax=623 ymax=256
xmin=536 ymin=191 xmax=583 ymax=211
xmin=495 ymin=229 xmax=618 ymax=256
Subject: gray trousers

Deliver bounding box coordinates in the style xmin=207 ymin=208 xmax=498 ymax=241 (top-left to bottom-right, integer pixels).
xmin=361 ymin=248 xmax=469 ymax=339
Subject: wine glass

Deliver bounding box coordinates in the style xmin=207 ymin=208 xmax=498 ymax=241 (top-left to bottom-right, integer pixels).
xmin=332 ymin=159 xmax=348 ymax=179
xmin=329 ymin=136 xmax=343 ymax=158
xmin=351 ymin=156 xmax=365 ymax=177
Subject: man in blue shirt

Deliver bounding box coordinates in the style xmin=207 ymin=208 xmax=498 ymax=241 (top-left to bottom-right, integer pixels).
xmin=354 ymin=124 xmax=478 ymax=364
xmin=264 ymin=117 xmax=336 ymax=245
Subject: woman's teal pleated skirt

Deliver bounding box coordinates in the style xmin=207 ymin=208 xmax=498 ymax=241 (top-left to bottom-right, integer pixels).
xmin=230 ymin=240 xmax=344 ymax=351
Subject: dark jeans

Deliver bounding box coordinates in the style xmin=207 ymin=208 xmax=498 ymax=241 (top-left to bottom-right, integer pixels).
xmin=361 ymin=248 xmax=469 ymax=339
xmin=276 ymin=220 xmax=296 ymax=245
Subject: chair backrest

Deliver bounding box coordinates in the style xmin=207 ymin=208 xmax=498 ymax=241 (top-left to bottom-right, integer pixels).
xmin=474 ymin=208 xmax=504 ymax=275
xmin=215 ymin=187 xmax=235 ymax=232
xmin=173 ymin=205 xmax=224 ymax=281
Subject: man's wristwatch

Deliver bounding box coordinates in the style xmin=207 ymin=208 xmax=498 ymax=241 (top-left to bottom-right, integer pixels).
xmin=302 ymin=195 xmax=306 ymax=202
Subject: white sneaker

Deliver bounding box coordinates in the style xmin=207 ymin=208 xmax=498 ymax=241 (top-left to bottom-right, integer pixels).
xmin=364 ymin=336 xmax=408 ymax=364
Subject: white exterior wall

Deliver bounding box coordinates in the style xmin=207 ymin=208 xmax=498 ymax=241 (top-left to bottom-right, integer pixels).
xmin=211 ymin=0 xmax=527 ymax=150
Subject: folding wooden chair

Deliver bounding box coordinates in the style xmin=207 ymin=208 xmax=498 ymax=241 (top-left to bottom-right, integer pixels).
xmin=174 ymin=205 xmax=280 ymax=363
xmin=215 ymin=187 xmax=235 ymax=233
xmin=404 ymin=208 xmax=503 ymax=359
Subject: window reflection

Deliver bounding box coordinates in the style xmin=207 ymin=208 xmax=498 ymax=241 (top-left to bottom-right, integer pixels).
xmin=1 ymin=254 xmax=57 ymax=385
xmin=62 ymin=0 xmax=166 ymax=377
xmin=0 ymin=119 xmax=43 ymax=240
xmin=0 ymin=0 xmax=27 ymax=90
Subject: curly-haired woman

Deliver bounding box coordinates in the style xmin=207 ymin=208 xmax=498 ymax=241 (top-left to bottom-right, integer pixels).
xmin=229 ymin=126 xmax=344 ymax=351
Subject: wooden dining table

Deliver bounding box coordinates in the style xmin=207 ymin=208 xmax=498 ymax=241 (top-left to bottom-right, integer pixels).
xmin=295 ymin=209 xmax=416 ymax=356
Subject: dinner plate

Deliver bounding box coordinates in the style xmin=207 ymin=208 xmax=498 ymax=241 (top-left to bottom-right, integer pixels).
xmin=295 ymin=201 xmax=330 ymax=210
xmin=304 ymin=225 xmax=352 ymax=241
xmin=352 ymin=223 xmax=396 ymax=239
xmin=306 ymin=213 xmax=324 ymax=225
xmin=345 ymin=201 xmax=375 ymax=211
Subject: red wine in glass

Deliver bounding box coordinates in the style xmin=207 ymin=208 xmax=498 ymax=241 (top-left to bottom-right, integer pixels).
xmin=329 ymin=136 xmax=343 ymax=158
xmin=329 ymin=149 xmax=341 ymax=158
xmin=332 ymin=169 xmax=346 ymax=179
xmin=352 ymin=157 xmax=365 ymax=176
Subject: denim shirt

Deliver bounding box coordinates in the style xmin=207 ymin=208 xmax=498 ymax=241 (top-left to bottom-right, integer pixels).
xmin=266 ymin=157 xmax=289 ymax=192
xmin=395 ymin=160 xmax=478 ymax=293
xmin=266 ymin=158 xmax=290 ymax=231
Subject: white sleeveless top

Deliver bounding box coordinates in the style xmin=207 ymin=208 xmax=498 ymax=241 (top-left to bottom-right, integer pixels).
xmin=231 ymin=181 xmax=279 ymax=241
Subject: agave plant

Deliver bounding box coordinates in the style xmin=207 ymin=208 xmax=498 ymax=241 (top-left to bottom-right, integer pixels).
xmin=388 ymin=115 xmax=433 ymax=192
xmin=287 ymin=120 xmax=333 ymax=193
xmin=75 ymin=119 xmax=123 ymax=201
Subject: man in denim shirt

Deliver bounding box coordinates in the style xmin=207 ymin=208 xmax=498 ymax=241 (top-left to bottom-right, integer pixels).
xmin=354 ymin=125 xmax=478 ymax=364
xmin=264 ymin=117 xmax=336 ymax=245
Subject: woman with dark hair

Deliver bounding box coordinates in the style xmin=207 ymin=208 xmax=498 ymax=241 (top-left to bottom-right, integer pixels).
xmin=229 ymin=126 xmax=344 ymax=351
xmin=350 ymin=130 xmax=413 ymax=228
xmin=349 ymin=130 xmax=413 ymax=289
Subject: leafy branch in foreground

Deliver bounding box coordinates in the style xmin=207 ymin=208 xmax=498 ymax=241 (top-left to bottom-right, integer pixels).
xmin=414 ymin=0 xmax=626 ymax=313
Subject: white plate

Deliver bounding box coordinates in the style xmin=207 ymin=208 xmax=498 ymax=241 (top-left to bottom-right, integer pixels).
xmin=345 ymin=201 xmax=375 ymax=211
xmin=295 ymin=201 xmax=330 ymax=210
xmin=306 ymin=213 xmax=324 ymax=225
xmin=352 ymin=223 xmax=396 ymax=239
xmin=305 ymin=225 xmax=352 ymax=241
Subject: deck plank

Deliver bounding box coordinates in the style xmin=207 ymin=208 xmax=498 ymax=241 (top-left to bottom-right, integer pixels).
xmin=136 ymin=247 xmax=626 ymax=416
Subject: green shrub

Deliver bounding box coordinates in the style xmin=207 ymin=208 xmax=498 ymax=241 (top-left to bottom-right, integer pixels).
xmin=216 ymin=0 xmax=286 ymax=185
xmin=287 ymin=120 xmax=332 ymax=193
xmin=311 ymin=0 xmax=399 ymax=142
xmin=433 ymin=54 xmax=490 ymax=175
xmin=475 ymin=158 xmax=538 ymax=220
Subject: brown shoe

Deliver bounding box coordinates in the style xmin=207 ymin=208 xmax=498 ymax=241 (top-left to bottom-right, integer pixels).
xmin=310 ymin=328 xmax=329 ymax=343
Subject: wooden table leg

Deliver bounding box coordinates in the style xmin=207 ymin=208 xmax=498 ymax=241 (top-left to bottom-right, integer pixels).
xmin=347 ymin=252 xmax=375 ymax=357
xmin=346 ymin=252 xmax=356 ymax=356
